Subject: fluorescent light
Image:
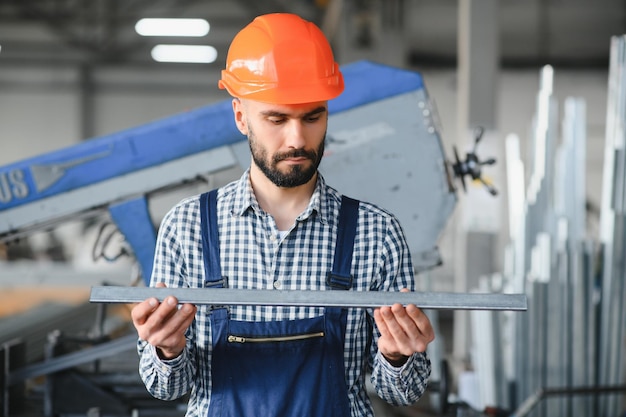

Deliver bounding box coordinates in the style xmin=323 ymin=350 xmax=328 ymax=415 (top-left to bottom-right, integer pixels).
xmin=151 ymin=44 xmax=217 ymax=63
xmin=135 ymin=18 xmax=210 ymax=37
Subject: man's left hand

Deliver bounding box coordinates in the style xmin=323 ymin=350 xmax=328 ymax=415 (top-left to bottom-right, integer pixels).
xmin=374 ymin=288 xmax=435 ymax=366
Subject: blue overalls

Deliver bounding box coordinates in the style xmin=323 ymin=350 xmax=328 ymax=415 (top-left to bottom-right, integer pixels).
xmin=199 ymin=190 xmax=359 ymax=417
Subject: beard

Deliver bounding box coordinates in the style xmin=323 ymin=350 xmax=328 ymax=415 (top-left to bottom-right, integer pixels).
xmin=248 ymin=124 xmax=325 ymax=188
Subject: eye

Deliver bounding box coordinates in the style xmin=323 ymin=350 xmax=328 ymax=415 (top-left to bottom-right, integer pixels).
xmin=305 ymin=115 xmax=322 ymax=123
xmin=268 ymin=117 xmax=286 ymax=125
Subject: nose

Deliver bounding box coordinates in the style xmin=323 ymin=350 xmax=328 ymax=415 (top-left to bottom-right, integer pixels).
xmin=284 ymin=120 xmax=307 ymax=149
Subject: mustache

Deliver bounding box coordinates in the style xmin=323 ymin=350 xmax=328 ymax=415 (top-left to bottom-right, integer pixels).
xmin=273 ymin=149 xmax=317 ymax=163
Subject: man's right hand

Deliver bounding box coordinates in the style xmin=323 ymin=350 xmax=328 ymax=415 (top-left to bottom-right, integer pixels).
xmin=130 ymin=282 xmax=197 ymax=360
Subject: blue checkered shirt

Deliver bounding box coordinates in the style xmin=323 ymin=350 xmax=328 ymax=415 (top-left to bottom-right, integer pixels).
xmin=138 ymin=170 xmax=431 ymax=417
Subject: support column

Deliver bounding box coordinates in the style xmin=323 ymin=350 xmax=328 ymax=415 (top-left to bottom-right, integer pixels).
xmin=79 ymin=64 xmax=96 ymax=140
xmin=453 ymin=0 xmax=501 ymax=369
xmin=332 ymin=0 xmax=406 ymax=68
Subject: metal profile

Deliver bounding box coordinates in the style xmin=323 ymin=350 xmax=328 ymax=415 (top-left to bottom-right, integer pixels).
xmin=598 ymin=34 xmax=626 ymax=417
xmin=89 ymin=286 xmax=528 ymax=311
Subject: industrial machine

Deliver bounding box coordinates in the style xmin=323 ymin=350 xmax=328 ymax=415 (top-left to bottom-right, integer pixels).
xmin=0 ymin=60 xmax=461 ymax=279
xmin=0 ymin=60 xmax=500 ymax=416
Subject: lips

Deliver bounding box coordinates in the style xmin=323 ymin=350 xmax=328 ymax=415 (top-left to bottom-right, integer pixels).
xmin=275 ymin=150 xmax=315 ymax=164
xmin=282 ymin=157 xmax=308 ymax=163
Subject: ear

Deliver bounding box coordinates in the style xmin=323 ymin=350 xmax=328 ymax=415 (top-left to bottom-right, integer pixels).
xmin=232 ymin=99 xmax=248 ymax=136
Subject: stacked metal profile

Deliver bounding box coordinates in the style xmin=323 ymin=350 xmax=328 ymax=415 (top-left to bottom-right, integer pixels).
xmin=508 ymin=63 xmax=590 ymax=417
xmin=597 ymin=34 xmax=626 ymax=417
xmin=472 ymin=36 xmax=626 ymax=417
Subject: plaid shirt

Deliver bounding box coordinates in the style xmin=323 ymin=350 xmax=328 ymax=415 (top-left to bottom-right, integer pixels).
xmin=138 ymin=170 xmax=431 ymax=417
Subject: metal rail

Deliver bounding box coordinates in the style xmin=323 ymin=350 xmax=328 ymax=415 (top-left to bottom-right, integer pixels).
xmin=90 ymin=286 xmax=527 ymax=311
xmin=6 ymin=334 xmax=137 ymax=386
xmin=510 ymin=385 xmax=626 ymax=417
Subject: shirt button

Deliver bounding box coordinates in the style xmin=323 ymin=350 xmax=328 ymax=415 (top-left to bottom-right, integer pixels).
xmin=273 ymin=281 xmax=282 ymax=289
xmin=270 ymin=234 xmax=277 ymax=242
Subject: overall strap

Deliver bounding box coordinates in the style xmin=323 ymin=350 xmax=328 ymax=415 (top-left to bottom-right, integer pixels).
xmin=200 ymin=189 xmax=224 ymax=288
xmin=201 ymin=191 xmax=359 ymax=291
xmin=327 ymin=195 xmax=360 ymax=290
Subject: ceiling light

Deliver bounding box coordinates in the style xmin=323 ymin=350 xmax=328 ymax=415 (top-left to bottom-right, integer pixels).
xmin=135 ymin=18 xmax=210 ymax=37
xmin=151 ymin=45 xmax=218 ymax=63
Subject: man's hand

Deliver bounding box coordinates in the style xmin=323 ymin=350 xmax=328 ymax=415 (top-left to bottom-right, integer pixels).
xmin=374 ymin=288 xmax=435 ymax=366
xmin=130 ymin=282 xmax=197 ymax=360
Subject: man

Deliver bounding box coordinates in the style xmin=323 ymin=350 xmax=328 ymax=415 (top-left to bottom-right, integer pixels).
xmin=131 ymin=13 xmax=434 ymax=417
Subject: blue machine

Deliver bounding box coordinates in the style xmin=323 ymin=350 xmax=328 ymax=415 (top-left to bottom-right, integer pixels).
xmin=0 ymin=61 xmax=457 ymax=284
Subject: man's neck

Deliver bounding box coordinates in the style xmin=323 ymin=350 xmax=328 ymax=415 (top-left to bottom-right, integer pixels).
xmin=250 ymin=168 xmax=317 ymax=231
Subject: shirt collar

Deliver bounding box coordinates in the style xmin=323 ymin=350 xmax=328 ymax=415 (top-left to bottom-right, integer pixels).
xmin=231 ymin=169 xmax=331 ymax=225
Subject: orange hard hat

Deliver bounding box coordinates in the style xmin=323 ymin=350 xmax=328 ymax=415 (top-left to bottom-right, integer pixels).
xmin=218 ymin=13 xmax=344 ymax=104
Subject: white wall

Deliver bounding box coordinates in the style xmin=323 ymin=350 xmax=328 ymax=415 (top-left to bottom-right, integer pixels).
xmin=0 ymin=65 xmax=229 ymax=165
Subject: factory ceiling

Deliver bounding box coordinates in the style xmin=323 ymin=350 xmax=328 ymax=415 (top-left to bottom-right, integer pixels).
xmin=1 ymin=0 xmax=625 ymax=71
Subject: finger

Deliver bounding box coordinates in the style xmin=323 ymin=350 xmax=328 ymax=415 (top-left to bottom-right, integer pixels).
xmin=151 ymin=303 xmax=197 ymax=347
xmin=381 ymin=304 xmax=429 ymax=352
xmin=383 ymin=304 xmax=412 ymax=341
xmin=139 ymin=300 xmax=191 ymax=345
xmin=393 ymin=288 xmax=435 ymax=343
xmin=166 ymin=303 xmax=197 ymax=336
xmin=393 ymin=288 xmax=423 ymax=335
xmin=377 ymin=304 xmax=415 ymax=352
xmin=131 ymin=282 xmax=168 ymax=326
xmin=147 ymin=297 xmax=196 ymax=336
xmin=388 ymin=305 xmax=434 ymax=352
xmin=145 ymin=296 xmax=180 ymax=329
xmin=131 ymin=297 xmax=160 ymax=326
xmin=390 ymin=303 xmax=422 ymax=335
xmin=375 ymin=306 xmax=418 ymax=358
xmin=374 ymin=308 xmax=392 ymax=338
xmin=147 ymin=283 xmax=197 ymax=336
xmin=405 ymin=304 xmax=435 ymax=342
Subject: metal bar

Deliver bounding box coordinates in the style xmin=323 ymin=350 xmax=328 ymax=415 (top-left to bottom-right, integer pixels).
xmin=2 ymin=339 xmax=26 ymax=417
xmin=599 ymin=34 xmax=626 ymax=417
xmin=6 ymin=334 xmax=136 ymax=386
xmin=89 ymin=286 xmax=528 ymax=311
xmin=510 ymin=385 xmax=626 ymax=417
